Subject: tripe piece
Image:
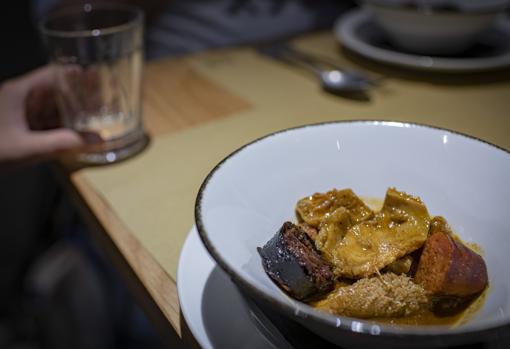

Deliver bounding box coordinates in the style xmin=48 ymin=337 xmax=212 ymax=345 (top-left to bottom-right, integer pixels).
xmin=296 ymin=188 xmax=373 ymax=228
xmin=327 ymin=188 xmax=430 ymax=278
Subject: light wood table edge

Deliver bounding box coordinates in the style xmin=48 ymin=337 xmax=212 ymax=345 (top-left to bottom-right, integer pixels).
xmin=52 ymin=163 xmax=184 ymax=348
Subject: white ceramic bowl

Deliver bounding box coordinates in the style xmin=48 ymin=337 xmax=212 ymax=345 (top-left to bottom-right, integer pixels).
xmin=362 ymin=0 xmax=505 ymax=55
xmin=195 ymin=121 xmax=510 ymax=348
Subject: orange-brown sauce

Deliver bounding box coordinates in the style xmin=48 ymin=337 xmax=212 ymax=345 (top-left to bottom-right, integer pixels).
xmin=377 ymin=288 xmax=487 ymax=326
xmin=310 ymin=196 xmax=487 ymax=327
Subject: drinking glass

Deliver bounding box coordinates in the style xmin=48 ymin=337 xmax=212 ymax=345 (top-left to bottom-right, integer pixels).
xmin=40 ymin=3 xmax=146 ymax=164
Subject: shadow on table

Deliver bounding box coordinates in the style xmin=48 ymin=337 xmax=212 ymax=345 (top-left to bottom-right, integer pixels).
xmin=180 ymin=311 xmax=202 ymax=349
xmin=340 ymin=46 xmax=510 ymax=86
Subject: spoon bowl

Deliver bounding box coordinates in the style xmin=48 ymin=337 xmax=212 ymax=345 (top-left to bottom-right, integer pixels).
xmin=320 ymin=69 xmax=373 ymax=93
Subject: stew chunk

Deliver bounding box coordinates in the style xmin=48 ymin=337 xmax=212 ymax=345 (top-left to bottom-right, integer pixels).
xmin=314 ymin=273 xmax=429 ymax=318
xmin=321 ymin=188 xmax=431 ymax=278
xmin=296 ymin=188 xmax=373 ymax=228
xmin=258 ymin=222 xmax=334 ymax=300
xmin=414 ymin=231 xmax=488 ymax=298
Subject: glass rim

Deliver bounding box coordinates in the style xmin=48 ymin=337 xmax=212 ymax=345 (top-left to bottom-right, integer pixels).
xmin=39 ymin=2 xmax=143 ymax=38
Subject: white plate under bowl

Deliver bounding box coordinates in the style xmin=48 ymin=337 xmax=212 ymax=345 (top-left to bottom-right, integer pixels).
xmin=334 ymin=10 xmax=510 ymax=72
xmin=177 ymin=226 xmax=284 ymax=349
xmin=195 ymin=120 xmax=510 ymax=348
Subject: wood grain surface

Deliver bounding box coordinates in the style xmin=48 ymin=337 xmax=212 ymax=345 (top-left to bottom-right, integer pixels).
xmin=143 ymin=59 xmax=251 ymax=137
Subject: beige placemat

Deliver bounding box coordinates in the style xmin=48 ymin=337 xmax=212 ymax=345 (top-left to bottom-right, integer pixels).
xmin=80 ymin=33 xmax=510 ymax=280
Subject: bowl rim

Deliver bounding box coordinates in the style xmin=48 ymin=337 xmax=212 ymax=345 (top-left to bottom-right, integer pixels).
xmin=194 ymin=119 xmax=510 ymax=342
xmin=362 ymin=0 xmax=510 ymax=15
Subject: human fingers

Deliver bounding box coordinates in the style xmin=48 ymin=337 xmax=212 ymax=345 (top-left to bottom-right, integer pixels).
xmin=26 ymin=83 xmax=60 ymax=130
xmin=0 ymin=65 xmax=56 ymax=116
xmin=13 ymin=65 xmax=55 ymax=97
xmin=20 ymin=128 xmax=85 ymax=157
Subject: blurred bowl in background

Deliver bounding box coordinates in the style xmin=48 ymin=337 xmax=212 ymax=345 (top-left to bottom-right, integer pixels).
xmin=362 ymin=0 xmax=508 ymax=55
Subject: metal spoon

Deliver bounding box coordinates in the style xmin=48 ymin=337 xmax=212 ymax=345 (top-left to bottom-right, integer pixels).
xmin=258 ymin=43 xmax=379 ymax=95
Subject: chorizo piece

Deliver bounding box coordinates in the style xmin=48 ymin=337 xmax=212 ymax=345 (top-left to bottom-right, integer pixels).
xmin=414 ymin=231 xmax=488 ymax=298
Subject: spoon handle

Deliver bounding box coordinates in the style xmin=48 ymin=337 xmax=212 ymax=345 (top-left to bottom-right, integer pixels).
xmin=279 ymin=45 xmax=383 ymax=86
xmin=258 ymin=44 xmax=322 ymax=76
xmin=258 ymin=42 xmax=381 ymax=86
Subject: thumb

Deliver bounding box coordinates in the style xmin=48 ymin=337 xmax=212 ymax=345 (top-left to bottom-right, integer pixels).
xmin=23 ymin=129 xmax=85 ymax=156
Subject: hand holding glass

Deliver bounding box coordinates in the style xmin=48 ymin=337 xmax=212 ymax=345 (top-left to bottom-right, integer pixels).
xmin=40 ymin=3 xmax=146 ymax=164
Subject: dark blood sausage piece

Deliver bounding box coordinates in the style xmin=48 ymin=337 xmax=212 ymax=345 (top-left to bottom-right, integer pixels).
xmin=258 ymin=222 xmax=334 ymax=300
xmin=414 ymin=231 xmax=488 ymax=298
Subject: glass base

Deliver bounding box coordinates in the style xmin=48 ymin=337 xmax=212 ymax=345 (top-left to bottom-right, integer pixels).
xmin=77 ymin=133 xmax=149 ymax=165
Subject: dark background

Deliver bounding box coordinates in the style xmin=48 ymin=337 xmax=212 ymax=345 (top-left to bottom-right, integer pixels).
xmin=0 ymin=2 xmax=162 ymax=348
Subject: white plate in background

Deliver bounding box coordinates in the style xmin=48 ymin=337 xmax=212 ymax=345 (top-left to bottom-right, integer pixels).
xmin=334 ymin=10 xmax=510 ymax=72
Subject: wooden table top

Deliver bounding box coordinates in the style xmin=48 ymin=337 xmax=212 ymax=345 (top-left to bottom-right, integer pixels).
xmin=61 ymin=31 xmax=510 ymax=348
